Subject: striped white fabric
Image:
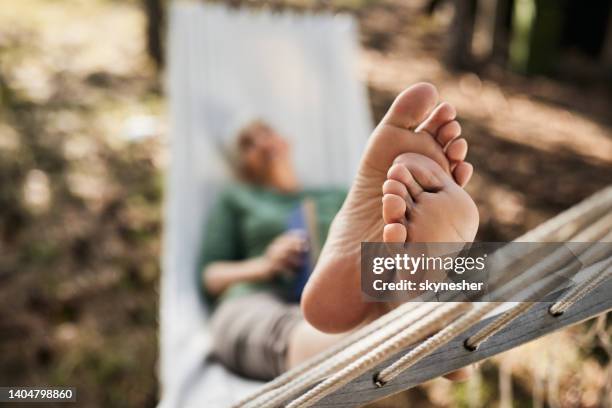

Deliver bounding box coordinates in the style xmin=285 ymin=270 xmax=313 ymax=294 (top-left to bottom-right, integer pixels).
xmin=160 ymin=3 xmax=371 ymax=407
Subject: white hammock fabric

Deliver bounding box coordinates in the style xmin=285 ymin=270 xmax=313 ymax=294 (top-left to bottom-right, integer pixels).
xmin=160 ymin=3 xmax=372 ymax=407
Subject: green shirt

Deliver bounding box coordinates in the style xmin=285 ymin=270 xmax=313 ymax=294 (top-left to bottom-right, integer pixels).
xmin=199 ymin=183 xmax=346 ymax=306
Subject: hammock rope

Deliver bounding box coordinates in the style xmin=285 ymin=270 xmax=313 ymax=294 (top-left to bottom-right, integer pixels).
xmin=464 ymin=302 xmax=534 ymax=351
xmin=549 ymin=259 xmax=612 ymax=316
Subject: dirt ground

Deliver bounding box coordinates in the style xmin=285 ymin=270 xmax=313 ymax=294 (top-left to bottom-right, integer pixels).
xmin=0 ymin=0 xmax=610 ymax=407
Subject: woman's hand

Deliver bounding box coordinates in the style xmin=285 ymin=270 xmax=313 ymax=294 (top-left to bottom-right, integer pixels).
xmin=261 ymin=231 xmax=308 ymax=279
xmin=202 ymin=231 xmax=308 ymax=296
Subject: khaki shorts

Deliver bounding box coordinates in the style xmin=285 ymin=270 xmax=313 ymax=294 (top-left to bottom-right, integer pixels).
xmin=210 ymin=292 xmax=302 ymax=380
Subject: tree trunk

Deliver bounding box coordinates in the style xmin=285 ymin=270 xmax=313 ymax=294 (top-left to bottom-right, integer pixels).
xmin=144 ymin=0 xmax=165 ymax=69
xmin=446 ymin=0 xmax=478 ymax=69
xmin=491 ymin=0 xmax=512 ymax=64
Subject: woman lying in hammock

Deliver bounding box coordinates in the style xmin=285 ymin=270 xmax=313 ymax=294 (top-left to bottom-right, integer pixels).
xmin=200 ymin=83 xmax=478 ymax=382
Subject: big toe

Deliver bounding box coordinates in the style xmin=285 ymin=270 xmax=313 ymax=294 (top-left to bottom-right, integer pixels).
xmin=391 ymin=153 xmax=449 ymax=194
xmin=381 ymin=83 xmax=439 ymax=130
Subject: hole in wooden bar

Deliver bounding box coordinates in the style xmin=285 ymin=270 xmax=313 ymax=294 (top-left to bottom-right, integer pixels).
xmin=373 ymin=372 xmax=386 ymax=388
xmin=464 ymin=338 xmax=479 ymax=351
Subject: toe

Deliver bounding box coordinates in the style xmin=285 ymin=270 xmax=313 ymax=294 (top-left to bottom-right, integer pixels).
xmin=383 ymin=223 xmax=407 ymax=243
xmin=437 ymin=120 xmax=462 ymax=147
xmin=382 ymin=179 xmax=408 ymax=197
xmin=382 ymin=194 xmax=407 ymax=224
xmin=381 ymin=83 xmax=439 ymax=130
xmin=446 ymin=138 xmax=468 ymax=162
xmin=417 ymin=102 xmax=456 ymax=137
xmin=383 ymin=179 xmax=414 ymax=209
xmin=453 ymin=162 xmax=473 ymax=187
xmin=387 ymin=163 xmax=424 ymax=199
xmin=396 ymin=153 xmax=449 ymax=193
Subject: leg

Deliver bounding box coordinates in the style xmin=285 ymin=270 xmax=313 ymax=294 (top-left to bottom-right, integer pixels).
xmin=286 ymin=321 xmax=347 ymax=370
xmin=210 ymin=292 xmax=302 ymax=380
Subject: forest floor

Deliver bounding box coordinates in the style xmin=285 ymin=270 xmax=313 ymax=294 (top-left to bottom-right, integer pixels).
xmin=0 ymin=0 xmax=610 ymax=407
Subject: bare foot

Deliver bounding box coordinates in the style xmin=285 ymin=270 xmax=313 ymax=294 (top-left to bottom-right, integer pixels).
xmin=381 ymin=153 xmax=478 ymax=244
xmin=302 ymin=83 xmax=477 ymax=333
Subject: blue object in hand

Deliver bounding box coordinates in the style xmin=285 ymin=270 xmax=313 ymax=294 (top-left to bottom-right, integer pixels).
xmin=286 ymin=204 xmax=314 ymax=302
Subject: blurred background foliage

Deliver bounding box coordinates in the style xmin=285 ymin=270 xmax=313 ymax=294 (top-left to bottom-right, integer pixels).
xmin=0 ymin=0 xmax=610 ymax=407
